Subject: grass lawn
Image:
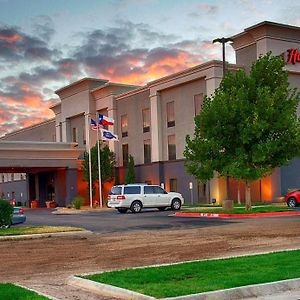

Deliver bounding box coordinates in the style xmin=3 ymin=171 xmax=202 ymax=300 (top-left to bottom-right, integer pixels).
xmin=0 ymin=283 xmax=49 ymax=299
xmin=0 ymin=226 xmax=84 ymax=236
xmin=85 ymin=250 xmax=300 ymax=298
xmin=182 ymin=206 xmax=292 ymax=214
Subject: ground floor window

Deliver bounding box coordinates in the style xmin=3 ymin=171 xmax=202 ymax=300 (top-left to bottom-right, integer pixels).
xmin=169 ymin=178 xmax=177 ymax=192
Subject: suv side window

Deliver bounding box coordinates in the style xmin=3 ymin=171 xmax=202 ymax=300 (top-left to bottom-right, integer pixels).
xmin=124 ymin=186 xmax=141 ymax=194
xmin=153 ymin=186 xmax=167 ymax=194
xmin=144 ymin=186 xmax=155 ymax=194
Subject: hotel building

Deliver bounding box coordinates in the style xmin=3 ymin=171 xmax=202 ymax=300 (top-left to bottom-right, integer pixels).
xmin=0 ymin=21 xmax=300 ymax=207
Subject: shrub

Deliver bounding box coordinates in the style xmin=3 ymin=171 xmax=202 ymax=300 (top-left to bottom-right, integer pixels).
xmin=0 ymin=198 xmax=13 ymax=228
xmin=72 ymin=196 xmax=84 ymax=210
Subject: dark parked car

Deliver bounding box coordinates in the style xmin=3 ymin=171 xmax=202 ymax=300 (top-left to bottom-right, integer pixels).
xmin=12 ymin=207 xmax=26 ymax=225
xmin=1 ymin=207 xmax=26 ymax=228
xmin=285 ymin=190 xmax=300 ymax=207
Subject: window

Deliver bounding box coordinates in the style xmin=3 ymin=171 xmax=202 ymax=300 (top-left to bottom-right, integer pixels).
xmin=72 ymin=127 xmax=78 ymax=143
xmin=144 ymin=139 xmax=151 ymax=164
xmin=194 ymin=94 xmax=203 ymax=116
xmin=124 ymin=186 xmax=141 ymax=194
xmin=11 ymin=174 xmax=14 ymax=181
xmin=121 ymin=114 xmax=128 ymax=137
xmin=144 ymin=186 xmax=166 ymax=194
xmin=167 ymin=101 xmax=175 ymax=127
xmin=122 ymin=144 xmax=129 ymax=166
xmin=169 ymin=178 xmax=177 ymax=192
xmin=109 ymin=186 xmax=122 ymax=195
xmin=168 ymin=135 xmax=176 ymax=160
xmin=142 ymin=108 xmax=150 ymax=133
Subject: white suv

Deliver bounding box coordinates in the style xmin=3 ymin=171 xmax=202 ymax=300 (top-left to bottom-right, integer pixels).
xmin=107 ymin=184 xmax=184 ymax=213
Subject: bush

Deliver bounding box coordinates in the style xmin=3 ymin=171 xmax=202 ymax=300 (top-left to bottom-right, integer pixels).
xmin=0 ymin=198 xmax=13 ymax=228
xmin=72 ymin=196 xmax=84 ymax=210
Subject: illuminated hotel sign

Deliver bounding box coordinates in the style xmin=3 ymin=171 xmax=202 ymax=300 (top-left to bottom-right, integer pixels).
xmin=285 ymin=48 xmax=300 ymax=64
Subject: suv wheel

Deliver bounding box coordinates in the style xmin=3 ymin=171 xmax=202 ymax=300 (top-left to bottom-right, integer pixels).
xmin=287 ymin=197 xmax=297 ymax=207
xmin=171 ymin=198 xmax=181 ymax=210
xmin=117 ymin=208 xmax=128 ymax=214
xmin=130 ymin=201 xmax=142 ymax=213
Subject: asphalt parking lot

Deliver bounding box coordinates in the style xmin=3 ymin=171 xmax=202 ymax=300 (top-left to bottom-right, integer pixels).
xmin=22 ymin=207 xmax=300 ymax=234
xmin=23 ymin=208 xmax=235 ymax=233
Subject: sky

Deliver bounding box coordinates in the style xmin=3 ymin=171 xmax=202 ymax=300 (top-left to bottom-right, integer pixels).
xmin=0 ymin=0 xmax=299 ymax=136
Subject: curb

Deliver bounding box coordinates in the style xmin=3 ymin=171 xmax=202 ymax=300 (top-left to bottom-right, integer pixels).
xmin=68 ymin=276 xmax=300 ymax=300
xmin=15 ymin=283 xmax=60 ymax=300
xmin=174 ymin=211 xmax=300 ymax=218
xmin=0 ymin=230 xmax=92 ymax=241
xmin=68 ymin=276 xmax=155 ymax=300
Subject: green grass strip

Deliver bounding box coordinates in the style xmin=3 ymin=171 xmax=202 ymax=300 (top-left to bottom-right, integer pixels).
xmin=0 ymin=283 xmax=49 ymax=300
xmin=85 ymin=250 xmax=300 ymax=298
xmin=183 ymin=206 xmax=292 ymax=214
xmin=0 ymin=226 xmax=84 ymax=236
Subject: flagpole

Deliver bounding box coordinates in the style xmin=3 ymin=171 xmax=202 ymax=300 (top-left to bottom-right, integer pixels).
xmin=87 ymin=115 xmax=93 ymax=208
xmin=96 ymin=113 xmax=103 ymax=208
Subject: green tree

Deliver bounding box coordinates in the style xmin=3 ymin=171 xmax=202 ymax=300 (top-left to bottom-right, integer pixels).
xmin=82 ymin=144 xmax=115 ymax=198
xmin=0 ymin=198 xmax=13 ymax=228
xmin=125 ymin=155 xmax=136 ymax=184
xmin=184 ymin=53 xmax=300 ymax=210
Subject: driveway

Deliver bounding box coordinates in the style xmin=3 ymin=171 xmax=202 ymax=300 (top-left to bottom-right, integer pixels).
xmin=23 ymin=208 xmax=235 ymax=233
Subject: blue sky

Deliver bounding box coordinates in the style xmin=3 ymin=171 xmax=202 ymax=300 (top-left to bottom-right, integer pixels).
xmin=0 ymin=0 xmax=299 ymax=135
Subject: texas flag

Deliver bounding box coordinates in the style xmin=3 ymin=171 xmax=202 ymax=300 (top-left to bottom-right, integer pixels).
xmin=98 ymin=114 xmax=114 ymax=126
xmin=101 ymin=129 xmax=119 ymax=141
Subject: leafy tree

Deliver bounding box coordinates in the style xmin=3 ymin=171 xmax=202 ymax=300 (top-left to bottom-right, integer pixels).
xmin=184 ymin=53 xmax=300 ymax=210
xmin=0 ymin=198 xmax=13 ymax=228
xmin=82 ymin=144 xmax=115 ymax=198
xmin=125 ymin=155 xmax=136 ymax=184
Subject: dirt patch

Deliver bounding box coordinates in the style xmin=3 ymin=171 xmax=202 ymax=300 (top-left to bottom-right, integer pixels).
xmin=0 ymin=216 xmax=299 ymax=299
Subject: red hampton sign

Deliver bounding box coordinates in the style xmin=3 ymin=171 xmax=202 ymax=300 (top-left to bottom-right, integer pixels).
xmin=285 ymin=48 xmax=300 ymax=64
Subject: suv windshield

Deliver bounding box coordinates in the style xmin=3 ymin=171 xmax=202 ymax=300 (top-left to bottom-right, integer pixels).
xmin=109 ymin=186 xmax=122 ymax=195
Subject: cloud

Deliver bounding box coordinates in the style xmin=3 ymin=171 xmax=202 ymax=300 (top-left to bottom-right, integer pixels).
xmin=31 ymin=15 xmax=55 ymax=42
xmin=0 ymin=25 xmax=60 ymax=63
xmin=188 ymin=4 xmax=219 ymax=17
xmin=0 ymin=20 xmax=221 ymax=136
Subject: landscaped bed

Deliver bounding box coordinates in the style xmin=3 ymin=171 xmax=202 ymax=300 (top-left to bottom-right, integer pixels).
xmin=182 ymin=206 xmax=292 ymax=214
xmin=84 ymin=250 xmax=300 ymax=298
xmin=0 ymin=226 xmax=84 ymax=236
xmin=0 ymin=283 xmax=49 ymax=299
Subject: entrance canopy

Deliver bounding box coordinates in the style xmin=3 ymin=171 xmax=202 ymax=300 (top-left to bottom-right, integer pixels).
xmin=0 ymin=141 xmax=83 ymax=172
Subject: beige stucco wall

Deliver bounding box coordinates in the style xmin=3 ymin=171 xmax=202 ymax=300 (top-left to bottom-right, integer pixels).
xmin=160 ymin=78 xmax=206 ymax=161
xmin=116 ymin=89 xmax=150 ymax=165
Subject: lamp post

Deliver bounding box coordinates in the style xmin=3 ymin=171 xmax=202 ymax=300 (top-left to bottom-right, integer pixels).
xmin=213 ymin=37 xmax=232 ymax=203
xmin=212 ymin=37 xmax=232 ymax=77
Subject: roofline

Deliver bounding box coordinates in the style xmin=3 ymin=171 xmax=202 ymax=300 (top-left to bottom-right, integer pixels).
xmin=230 ymin=21 xmax=300 ymax=40
xmin=115 ymin=60 xmax=243 ymax=100
xmin=90 ymin=81 xmax=141 ymax=93
xmin=55 ymin=77 xmax=109 ymax=94
xmin=0 ymin=118 xmax=55 ymax=139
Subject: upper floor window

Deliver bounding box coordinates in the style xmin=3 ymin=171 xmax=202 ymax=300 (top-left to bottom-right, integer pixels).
xmin=194 ymin=94 xmax=203 ymax=116
xmin=144 ymin=139 xmax=151 ymax=164
xmin=121 ymin=114 xmax=128 ymax=137
xmin=72 ymin=127 xmax=78 ymax=143
xmin=168 ymin=134 xmax=176 ymax=160
xmin=167 ymin=101 xmax=175 ymax=127
xmin=142 ymin=108 xmax=150 ymax=133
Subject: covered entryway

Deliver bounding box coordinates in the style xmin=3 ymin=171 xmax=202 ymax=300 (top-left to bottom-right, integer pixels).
xmin=0 ymin=141 xmax=83 ymax=207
